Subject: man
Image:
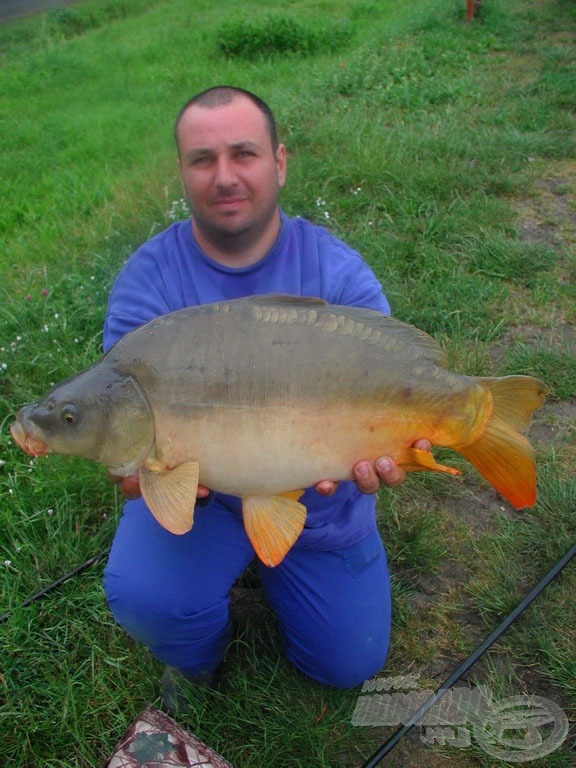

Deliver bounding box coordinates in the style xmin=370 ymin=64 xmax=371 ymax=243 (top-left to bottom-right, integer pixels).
xmin=103 ymin=86 xmax=428 ymax=705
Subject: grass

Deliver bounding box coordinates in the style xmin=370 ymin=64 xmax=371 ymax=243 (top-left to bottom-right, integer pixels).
xmin=1 ymin=0 xmax=575 ymax=765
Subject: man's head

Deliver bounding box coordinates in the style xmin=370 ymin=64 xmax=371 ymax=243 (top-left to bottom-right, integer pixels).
xmin=174 ymin=86 xmax=279 ymax=157
xmin=174 ymin=86 xmax=286 ymax=265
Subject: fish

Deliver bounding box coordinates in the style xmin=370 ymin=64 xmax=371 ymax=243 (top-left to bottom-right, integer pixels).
xmin=10 ymin=294 xmax=547 ymax=567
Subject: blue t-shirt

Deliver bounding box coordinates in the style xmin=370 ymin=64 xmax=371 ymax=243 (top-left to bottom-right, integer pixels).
xmin=104 ymin=212 xmax=391 ymax=550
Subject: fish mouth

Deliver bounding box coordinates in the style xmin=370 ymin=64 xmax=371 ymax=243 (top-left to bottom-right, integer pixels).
xmin=10 ymin=420 xmax=51 ymax=457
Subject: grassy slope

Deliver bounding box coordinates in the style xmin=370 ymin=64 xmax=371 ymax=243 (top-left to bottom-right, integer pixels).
xmin=0 ymin=0 xmax=574 ymax=765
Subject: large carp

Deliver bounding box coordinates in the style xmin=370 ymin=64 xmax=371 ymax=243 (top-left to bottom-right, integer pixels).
xmin=11 ymin=295 xmax=547 ymax=566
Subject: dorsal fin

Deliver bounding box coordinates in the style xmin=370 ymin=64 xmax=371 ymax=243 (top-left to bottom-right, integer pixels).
xmin=244 ymin=294 xmax=327 ymax=307
xmin=216 ymin=295 xmax=445 ymax=365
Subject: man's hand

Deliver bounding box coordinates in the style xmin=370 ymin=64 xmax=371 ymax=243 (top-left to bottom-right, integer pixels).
xmin=108 ymin=471 xmax=142 ymax=499
xmin=108 ymin=471 xmax=211 ymax=500
xmin=314 ymin=439 xmax=432 ymax=496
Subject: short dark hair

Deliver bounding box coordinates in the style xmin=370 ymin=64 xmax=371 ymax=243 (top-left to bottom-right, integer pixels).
xmin=174 ymin=86 xmax=279 ymax=155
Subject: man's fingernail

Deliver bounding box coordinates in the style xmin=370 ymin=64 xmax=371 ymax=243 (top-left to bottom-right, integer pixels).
xmin=356 ymin=463 xmax=371 ymax=479
xmin=377 ymin=458 xmax=392 ymax=473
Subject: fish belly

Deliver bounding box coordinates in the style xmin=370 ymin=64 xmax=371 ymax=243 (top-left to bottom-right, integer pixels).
xmin=152 ymin=401 xmax=433 ymax=497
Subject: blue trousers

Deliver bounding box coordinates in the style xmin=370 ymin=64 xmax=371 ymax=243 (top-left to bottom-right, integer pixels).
xmin=104 ymin=496 xmax=391 ymax=689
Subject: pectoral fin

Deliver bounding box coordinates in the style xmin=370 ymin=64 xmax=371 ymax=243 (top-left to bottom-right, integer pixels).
xmin=139 ymin=460 xmax=200 ymax=535
xmin=242 ymin=491 xmax=307 ymax=567
xmin=402 ymin=448 xmax=461 ymax=476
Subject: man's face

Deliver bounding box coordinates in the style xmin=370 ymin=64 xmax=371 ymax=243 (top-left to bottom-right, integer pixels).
xmin=177 ymin=97 xmax=286 ymax=251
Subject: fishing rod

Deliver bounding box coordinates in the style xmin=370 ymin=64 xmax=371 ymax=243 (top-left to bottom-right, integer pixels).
xmin=360 ymin=540 xmax=576 ymax=768
xmin=0 ymin=547 xmax=109 ymax=624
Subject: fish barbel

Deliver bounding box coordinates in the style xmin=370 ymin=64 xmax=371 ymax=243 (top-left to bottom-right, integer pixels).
xmin=11 ymin=295 xmax=547 ymax=566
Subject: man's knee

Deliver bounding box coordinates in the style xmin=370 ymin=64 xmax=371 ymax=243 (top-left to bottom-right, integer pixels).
xmin=103 ymin=567 xmax=228 ymax=647
xmin=287 ymin=633 xmax=390 ymax=689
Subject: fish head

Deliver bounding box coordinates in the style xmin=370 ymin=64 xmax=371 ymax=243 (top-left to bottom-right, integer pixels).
xmin=11 ymin=361 xmax=154 ymax=472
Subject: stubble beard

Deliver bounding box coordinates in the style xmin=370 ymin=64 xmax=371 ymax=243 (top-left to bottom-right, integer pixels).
xmin=192 ymin=197 xmax=281 ymax=256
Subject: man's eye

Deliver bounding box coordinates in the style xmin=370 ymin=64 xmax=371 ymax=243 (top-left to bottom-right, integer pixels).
xmin=190 ymin=156 xmax=212 ymax=167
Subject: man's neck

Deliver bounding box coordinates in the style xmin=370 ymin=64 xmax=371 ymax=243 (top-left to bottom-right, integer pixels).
xmin=191 ymin=213 xmax=281 ymax=269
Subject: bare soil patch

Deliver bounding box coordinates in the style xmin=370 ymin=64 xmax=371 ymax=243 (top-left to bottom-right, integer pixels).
xmin=514 ymin=161 xmax=576 ymax=255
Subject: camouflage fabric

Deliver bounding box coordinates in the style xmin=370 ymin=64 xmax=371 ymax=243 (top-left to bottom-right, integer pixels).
xmin=106 ymin=708 xmax=234 ymax=768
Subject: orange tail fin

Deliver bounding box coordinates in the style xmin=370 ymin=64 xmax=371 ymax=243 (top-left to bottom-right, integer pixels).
xmin=456 ymin=375 xmax=547 ymax=508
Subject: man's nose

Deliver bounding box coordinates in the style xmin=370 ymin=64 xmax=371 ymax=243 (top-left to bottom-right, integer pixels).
xmin=214 ymin=156 xmax=237 ymax=187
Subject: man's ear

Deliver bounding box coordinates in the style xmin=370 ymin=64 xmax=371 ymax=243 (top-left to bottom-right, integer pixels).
xmin=276 ymin=143 xmax=287 ymax=188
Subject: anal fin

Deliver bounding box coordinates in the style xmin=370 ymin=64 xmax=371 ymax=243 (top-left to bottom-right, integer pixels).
xmin=140 ymin=460 xmax=200 ymax=535
xmin=402 ymin=448 xmax=461 ymax=477
xmin=242 ymin=491 xmax=307 ymax=567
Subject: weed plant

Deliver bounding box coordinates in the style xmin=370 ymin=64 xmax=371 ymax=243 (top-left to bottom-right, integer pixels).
xmin=217 ymin=15 xmax=352 ymax=60
xmin=1 ymin=0 xmax=575 ymax=765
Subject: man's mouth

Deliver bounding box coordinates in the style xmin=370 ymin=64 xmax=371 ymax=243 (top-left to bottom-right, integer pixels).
xmin=214 ymin=197 xmax=246 ymax=209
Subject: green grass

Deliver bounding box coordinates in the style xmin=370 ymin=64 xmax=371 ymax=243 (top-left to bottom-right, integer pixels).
xmin=1 ymin=0 xmax=575 ymax=765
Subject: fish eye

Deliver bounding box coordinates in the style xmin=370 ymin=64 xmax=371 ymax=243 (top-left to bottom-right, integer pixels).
xmin=61 ymin=404 xmax=78 ymax=424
